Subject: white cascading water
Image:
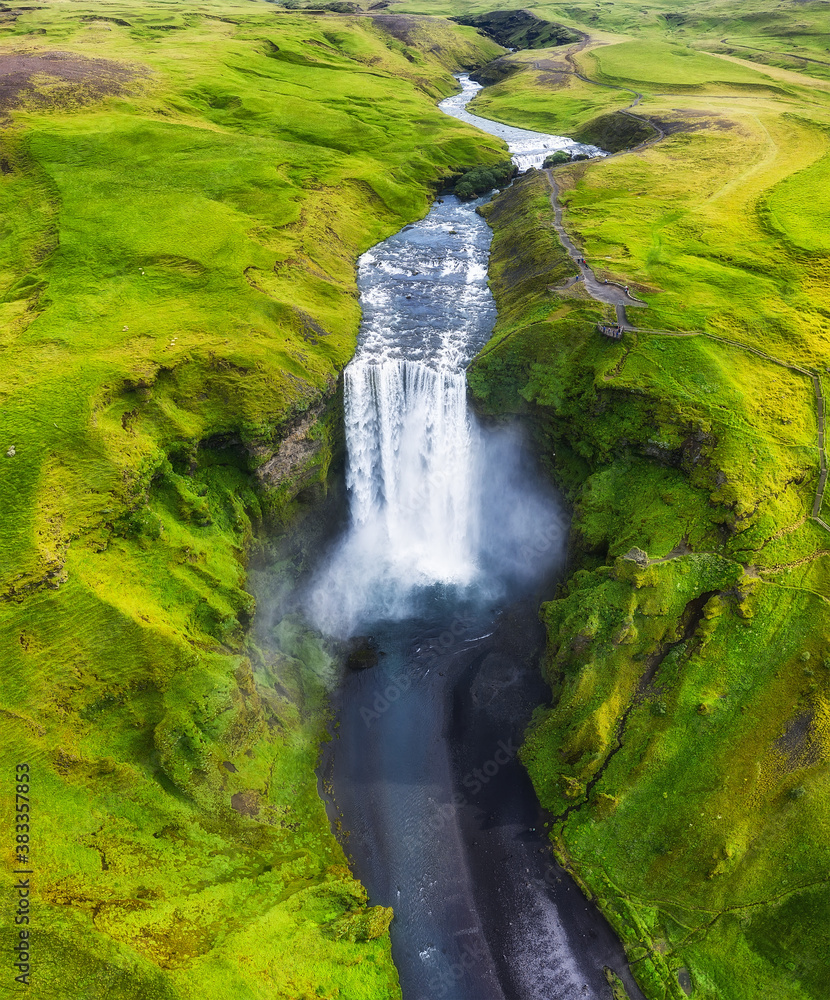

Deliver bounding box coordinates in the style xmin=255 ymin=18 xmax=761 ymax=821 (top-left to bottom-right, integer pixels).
xmin=345 ymin=360 xmax=478 ymax=585
xmin=307 ymin=196 xmax=497 ymax=634
xmin=307 ymin=75 xmax=597 ymax=636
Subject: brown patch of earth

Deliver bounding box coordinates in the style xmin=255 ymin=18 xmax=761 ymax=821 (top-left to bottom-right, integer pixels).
xmin=534 ymin=57 xmax=570 ymax=74
xmin=536 ymin=68 xmax=569 ymax=88
xmin=646 ymin=109 xmax=738 ymax=135
xmin=230 ymin=790 xmax=261 ymax=816
xmin=775 ymin=709 xmax=821 ymax=770
xmin=371 ymin=13 xmax=420 ymax=46
xmin=0 ymin=49 xmax=145 ymax=120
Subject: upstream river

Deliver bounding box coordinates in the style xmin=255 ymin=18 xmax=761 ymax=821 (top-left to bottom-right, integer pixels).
xmin=305 ymin=78 xmax=644 ymax=1000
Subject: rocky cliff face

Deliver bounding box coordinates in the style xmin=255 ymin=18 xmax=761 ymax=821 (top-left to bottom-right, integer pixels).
xmin=253 ymin=397 xmax=332 ymax=493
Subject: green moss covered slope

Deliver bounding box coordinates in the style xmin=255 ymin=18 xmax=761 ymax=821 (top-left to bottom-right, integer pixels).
xmin=0 ymin=2 xmax=505 ymax=996
xmin=472 ymin=159 xmax=830 ymax=1000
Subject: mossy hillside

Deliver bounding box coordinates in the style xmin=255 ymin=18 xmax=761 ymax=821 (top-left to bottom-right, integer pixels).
xmin=401 ymin=0 xmax=830 ymax=120
xmin=471 ymin=170 xmax=830 ymax=999
xmin=466 ymin=33 xmax=830 ymax=364
xmin=476 ymin=168 xmax=579 ymax=325
xmin=462 ymin=46 xmax=658 ymax=151
xmin=530 ymin=0 xmax=830 ymax=84
xmin=451 ymin=9 xmax=584 ymax=51
xmin=570 ymin=111 xmax=657 ymax=154
xmin=0 ymin=2 xmax=506 ymax=996
xmin=2 ymin=434 xmax=404 ymax=1000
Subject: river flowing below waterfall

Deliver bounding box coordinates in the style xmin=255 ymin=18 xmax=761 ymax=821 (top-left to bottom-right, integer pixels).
xmin=305 ymin=77 xmax=644 ymax=1000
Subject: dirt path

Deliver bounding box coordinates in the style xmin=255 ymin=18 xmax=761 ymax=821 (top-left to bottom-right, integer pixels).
xmin=538 ymin=37 xmax=667 ymax=320
xmin=543 ymin=168 xmax=646 ymax=318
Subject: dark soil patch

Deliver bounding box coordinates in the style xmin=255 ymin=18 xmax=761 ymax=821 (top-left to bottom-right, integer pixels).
xmin=648 ymin=110 xmax=738 ymax=135
xmin=775 ymin=710 xmax=820 ymax=770
xmin=0 ymin=49 xmax=144 ymax=119
xmin=533 ymin=56 xmax=571 ymax=74
xmin=230 ymin=790 xmax=260 ymax=816
xmin=370 ymin=13 xmax=421 ymax=46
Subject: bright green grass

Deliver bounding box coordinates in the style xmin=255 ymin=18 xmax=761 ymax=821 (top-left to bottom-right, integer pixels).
xmin=763 ymin=147 xmax=830 ymax=253
xmin=399 ymin=0 xmax=830 ymax=81
xmin=552 ymin=100 xmax=830 ymax=358
xmin=0 ymin=4 xmax=503 ymax=591
xmin=469 ymin=48 xmax=632 ymax=135
xmin=586 ymin=38 xmax=781 ymax=89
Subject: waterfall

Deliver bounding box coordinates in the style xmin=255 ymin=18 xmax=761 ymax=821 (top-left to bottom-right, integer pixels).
xmin=309 ymin=327 xmax=566 ymax=635
xmin=345 ymin=359 xmax=479 ymax=585
xmin=310 ymin=350 xmax=489 ymax=635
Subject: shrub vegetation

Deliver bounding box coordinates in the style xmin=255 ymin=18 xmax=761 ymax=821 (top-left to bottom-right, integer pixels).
xmin=454 ymin=159 xmax=516 ymax=198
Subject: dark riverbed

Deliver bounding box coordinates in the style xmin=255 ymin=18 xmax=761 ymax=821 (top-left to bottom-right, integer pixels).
xmin=320 ymin=587 xmax=646 ymax=1000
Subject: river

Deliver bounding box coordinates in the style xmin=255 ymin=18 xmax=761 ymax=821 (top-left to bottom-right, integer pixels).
xmin=305 ymin=76 xmax=645 ymax=1000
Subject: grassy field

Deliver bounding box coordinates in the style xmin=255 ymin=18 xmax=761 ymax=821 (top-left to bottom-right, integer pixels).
xmin=458 ymin=2 xmax=830 ymax=998
xmin=0 ymin=2 xmax=505 ymax=996
xmin=471 ymin=46 xmax=633 ymax=136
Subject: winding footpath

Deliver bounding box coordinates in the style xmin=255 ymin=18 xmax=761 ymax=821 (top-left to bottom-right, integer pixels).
xmin=536 ymin=38 xmax=830 ymax=533
xmin=543 ymin=169 xmax=645 ymax=316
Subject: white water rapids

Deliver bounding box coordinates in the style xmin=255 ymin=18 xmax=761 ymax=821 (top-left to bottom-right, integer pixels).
xmin=439 ymin=75 xmax=604 ymax=171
